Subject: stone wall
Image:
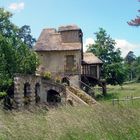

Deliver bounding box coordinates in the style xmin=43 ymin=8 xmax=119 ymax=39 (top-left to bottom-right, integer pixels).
xmin=37 ymin=50 xmax=81 ymax=75
xmin=60 ymin=30 xmax=82 ymax=43
xmin=13 ymin=74 xmax=66 ymax=109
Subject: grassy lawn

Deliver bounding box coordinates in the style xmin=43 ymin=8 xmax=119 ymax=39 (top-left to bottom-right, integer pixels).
xmin=96 ymin=82 xmax=140 ymax=108
xmin=0 ymin=105 xmax=140 ymax=140
xmin=0 ymin=83 xmax=140 ymax=140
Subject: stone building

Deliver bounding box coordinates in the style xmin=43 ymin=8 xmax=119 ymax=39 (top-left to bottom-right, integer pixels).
xmin=35 ymin=25 xmax=102 ymax=87
xmin=82 ymin=52 xmax=103 ymax=79
xmin=11 ymin=25 xmax=105 ymax=108
xmin=11 ymin=25 xmax=103 ymax=109
xmin=35 ymin=25 xmax=83 ymax=87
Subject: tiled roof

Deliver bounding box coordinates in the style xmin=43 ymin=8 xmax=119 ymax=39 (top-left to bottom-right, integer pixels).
xmin=83 ymin=52 xmax=103 ymax=64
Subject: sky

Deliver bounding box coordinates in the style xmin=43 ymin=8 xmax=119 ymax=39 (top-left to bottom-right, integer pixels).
xmin=1 ymin=0 xmax=140 ymax=57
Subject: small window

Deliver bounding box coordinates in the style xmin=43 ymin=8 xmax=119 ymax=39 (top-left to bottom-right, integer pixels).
xmin=66 ymin=55 xmax=75 ymax=72
xmin=90 ymin=65 xmax=97 ymax=78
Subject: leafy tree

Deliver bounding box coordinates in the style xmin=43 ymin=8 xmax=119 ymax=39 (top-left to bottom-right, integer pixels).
xmin=0 ymin=8 xmax=39 ymax=91
xmin=129 ymin=56 xmax=140 ymax=82
xmin=18 ymin=25 xmax=36 ymax=48
xmin=127 ymin=0 xmax=140 ymax=26
xmin=125 ymin=51 xmax=136 ymax=64
xmin=124 ymin=51 xmax=136 ymax=80
xmin=87 ymin=28 xmax=125 ymax=85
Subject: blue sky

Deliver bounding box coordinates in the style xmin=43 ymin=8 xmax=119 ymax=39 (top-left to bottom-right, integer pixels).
xmin=1 ymin=0 xmax=140 ymax=57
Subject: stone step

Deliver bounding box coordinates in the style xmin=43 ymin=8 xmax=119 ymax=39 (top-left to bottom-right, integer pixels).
xmin=67 ymin=86 xmax=97 ymax=105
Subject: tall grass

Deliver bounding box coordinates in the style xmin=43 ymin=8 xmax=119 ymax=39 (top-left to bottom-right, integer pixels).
xmin=96 ymin=83 xmax=140 ymax=108
xmin=0 ymin=83 xmax=140 ymax=140
xmin=0 ymin=105 xmax=140 ymax=140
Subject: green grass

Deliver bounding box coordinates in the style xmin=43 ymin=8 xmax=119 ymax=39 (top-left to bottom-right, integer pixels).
xmin=96 ymin=83 xmax=140 ymax=108
xmin=0 ymin=83 xmax=140 ymax=140
xmin=0 ymin=105 xmax=140 ymax=140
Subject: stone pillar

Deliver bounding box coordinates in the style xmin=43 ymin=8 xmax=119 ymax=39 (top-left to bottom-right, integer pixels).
xmin=30 ymin=84 xmax=35 ymax=105
xmin=14 ymin=76 xmax=24 ymax=109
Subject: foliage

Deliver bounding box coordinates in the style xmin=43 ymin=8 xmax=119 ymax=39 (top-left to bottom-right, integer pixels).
xmin=87 ymin=28 xmax=125 ymax=85
xmin=125 ymin=51 xmax=136 ymax=64
xmin=18 ymin=25 xmax=36 ymax=48
xmin=132 ymin=56 xmax=140 ymax=82
xmin=55 ymin=76 xmax=61 ymax=83
xmin=127 ymin=1 xmax=140 ymax=26
xmin=124 ymin=51 xmax=140 ymax=81
xmin=124 ymin=51 xmax=136 ymax=81
xmin=43 ymin=71 xmax=52 ymax=80
xmin=0 ymin=8 xmax=39 ymax=91
xmin=0 ymin=92 xmax=7 ymax=98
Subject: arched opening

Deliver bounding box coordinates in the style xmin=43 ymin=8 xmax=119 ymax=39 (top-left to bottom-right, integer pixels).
xmin=35 ymin=83 xmax=40 ymax=104
xmin=24 ymin=83 xmax=31 ymax=106
xmin=47 ymin=89 xmax=61 ymax=105
xmin=61 ymin=77 xmax=70 ymax=86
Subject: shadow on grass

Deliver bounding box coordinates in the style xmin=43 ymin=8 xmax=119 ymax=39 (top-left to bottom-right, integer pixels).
xmin=95 ymin=92 xmax=119 ymax=101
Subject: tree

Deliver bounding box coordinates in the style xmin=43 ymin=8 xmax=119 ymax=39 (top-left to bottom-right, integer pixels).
xmin=127 ymin=0 xmax=140 ymax=26
xmin=87 ymin=28 xmax=125 ymax=85
xmin=125 ymin=51 xmax=136 ymax=64
xmin=128 ymin=56 xmax=140 ymax=82
xmin=0 ymin=8 xmax=39 ymax=91
xmin=135 ymin=56 xmax=140 ymax=81
xmin=18 ymin=25 xmax=36 ymax=48
xmin=124 ymin=51 xmax=136 ymax=80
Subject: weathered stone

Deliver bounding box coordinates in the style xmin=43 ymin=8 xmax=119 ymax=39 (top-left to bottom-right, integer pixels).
xmin=13 ymin=74 xmax=66 ymax=109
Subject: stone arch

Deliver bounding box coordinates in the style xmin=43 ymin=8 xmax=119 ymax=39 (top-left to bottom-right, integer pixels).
xmin=24 ymin=82 xmax=31 ymax=106
xmin=61 ymin=77 xmax=70 ymax=86
xmin=47 ymin=89 xmax=61 ymax=105
xmin=35 ymin=83 xmax=40 ymax=104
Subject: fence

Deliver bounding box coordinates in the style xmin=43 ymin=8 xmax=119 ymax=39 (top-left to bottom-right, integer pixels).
xmin=112 ymin=96 xmax=140 ymax=106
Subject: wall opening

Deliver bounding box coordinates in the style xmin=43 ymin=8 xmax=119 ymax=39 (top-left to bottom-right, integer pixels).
xmin=62 ymin=77 xmax=70 ymax=86
xmin=24 ymin=83 xmax=31 ymax=106
xmin=65 ymin=55 xmax=75 ymax=73
xmin=90 ymin=65 xmax=97 ymax=78
xmin=35 ymin=83 xmax=40 ymax=104
xmin=47 ymin=89 xmax=61 ymax=105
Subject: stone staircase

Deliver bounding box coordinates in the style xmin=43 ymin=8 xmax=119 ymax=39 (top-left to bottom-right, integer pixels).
xmin=66 ymin=85 xmax=97 ymax=106
xmin=66 ymin=87 xmax=88 ymax=106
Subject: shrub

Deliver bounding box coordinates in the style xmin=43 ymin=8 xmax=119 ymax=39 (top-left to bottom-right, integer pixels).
xmin=0 ymin=91 xmax=7 ymax=99
xmin=55 ymin=76 xmax=61 ymax=83
xmin=43 ymin=71 xmax=52 ymax=80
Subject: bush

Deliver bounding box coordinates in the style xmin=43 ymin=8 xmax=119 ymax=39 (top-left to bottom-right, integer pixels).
xmin=0 ymin=91 xmax=7 ymax=99
xmin=43 ymin=71 xmax=52 ymax=80
xmin=137 ymin=76 xmax=140 ymax=83
xmin=55 ymin=76 xmax=61 ymax=83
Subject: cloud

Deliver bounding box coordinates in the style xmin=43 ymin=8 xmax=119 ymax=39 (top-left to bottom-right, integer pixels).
xmin=115 ymin=39 xmax=139 ymax=57
xmin=83 ymin=38 xmax=94 ymax=52
xmin=8 ymin=2 xmax=25 ymax=11
xmin=83 ymin=38 xmax=139 ymax=57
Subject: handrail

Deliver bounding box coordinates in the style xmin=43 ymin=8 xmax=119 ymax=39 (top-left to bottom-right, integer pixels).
xmin=68 ymin=76 xmax=93 ymax=92
xmin=66 ymin=88 xmax=88 ymax=106
xmin=79 ymin=80 xmax=93 ymax=91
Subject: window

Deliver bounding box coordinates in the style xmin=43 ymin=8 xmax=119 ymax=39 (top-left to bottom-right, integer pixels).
xmin=66 ymin=55 xmax=75 ymax=72
xmin=90 ymin=65 xmax=97 ymax=78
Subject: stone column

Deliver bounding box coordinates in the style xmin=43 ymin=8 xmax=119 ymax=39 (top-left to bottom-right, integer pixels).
xmin=14 ymin=76 xmax=24 ymax=109
xmin=29 ymin=84 xmax=35 ymax=106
